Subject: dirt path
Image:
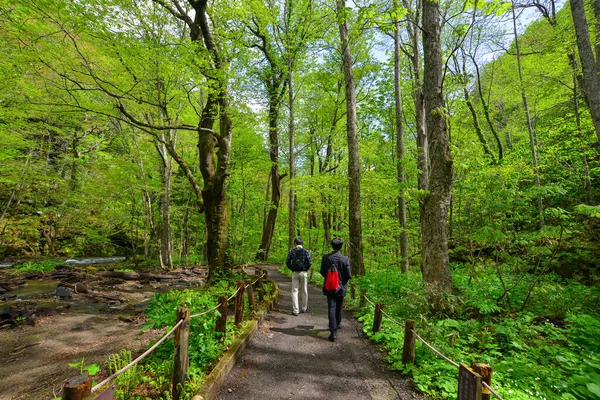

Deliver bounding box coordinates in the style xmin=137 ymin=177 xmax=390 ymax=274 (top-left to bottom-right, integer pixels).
xmin=0 ymin=310 xmax=160 ymax=399
xmin=215 ymin=264 xmax=428 ymax=400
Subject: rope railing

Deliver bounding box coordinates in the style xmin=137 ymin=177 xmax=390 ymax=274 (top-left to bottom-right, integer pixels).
xmin=359 ymin=293 xmax=504 ymax=400
xmin=483 ymin=381 xmax=505 ymax=400
xmin=190 ymin=273 xmax=264 ymax=319
xmin=86 ymin=271 xmax=270 ymax=397
xmin=91 ymin=318 xmax=184 ymax=392
xmin=189 ymin=303 xmax=221 ymax=319
xmin=380 ymin=308 xmax=405 ymax=328
xmin=363 ymin=295 xmax=376 ymax=307
xmin=410 ymin=328 xmax=460 ymax=369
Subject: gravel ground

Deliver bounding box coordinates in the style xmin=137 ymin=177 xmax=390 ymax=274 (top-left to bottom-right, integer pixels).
xmin=215 ymin=264 xmax=429 ymax=400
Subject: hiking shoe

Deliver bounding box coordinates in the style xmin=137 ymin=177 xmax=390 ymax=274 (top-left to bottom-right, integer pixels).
xmin=301 ymin=308 xmax=308 ymax=313
xmin=290 ymin=311 xmax=299 ymax=316
xmin=328 ymin=331 xmax=337 ymax=342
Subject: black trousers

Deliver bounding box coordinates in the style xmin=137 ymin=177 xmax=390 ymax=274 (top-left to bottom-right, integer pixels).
xmin=326 ymin=294 xmax=344 ymax=332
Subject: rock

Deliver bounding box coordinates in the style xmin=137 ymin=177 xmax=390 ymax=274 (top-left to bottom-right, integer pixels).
xmin=75 ymin=283 xmax=89 ymax=294
xmin=55 ymin=286 xmax=73 ymax=298
xmin=117 ymin=315 xmax=135 ymax=323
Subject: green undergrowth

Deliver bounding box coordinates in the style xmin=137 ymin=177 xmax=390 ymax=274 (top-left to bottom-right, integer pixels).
xmin=351 ymin=263 xmax=600 ymax=400
xmin=102 ymin=272 xmax=275 ymax=400
xmin=12 ymin=260 xmax=61 ymax=275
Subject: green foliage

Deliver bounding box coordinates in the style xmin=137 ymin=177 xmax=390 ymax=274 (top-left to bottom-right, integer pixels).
xmin=353 ymin=265 xmax=600 ymax=400
xmin=68 ymin=357 xmax=100 ymax=376
xmin=13 ymin=260 xmax=61 ymax=275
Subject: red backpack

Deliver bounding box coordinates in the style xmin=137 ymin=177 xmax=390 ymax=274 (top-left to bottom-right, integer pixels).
xmin=324 ymin=258 xmax=340 ymax=293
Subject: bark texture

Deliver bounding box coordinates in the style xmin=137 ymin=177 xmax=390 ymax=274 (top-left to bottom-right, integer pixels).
xmin=421 ymin=0 xmax=453 ymax=296
xmin=571 ymin=0 xmax=600 ymax=142
xmin=337 ymin=0 xmax=365 ymax=276
xmin=394 ymin=8 xmax=409 ymax=274
xmin=192 ymin=0 xmax=233 ymax=279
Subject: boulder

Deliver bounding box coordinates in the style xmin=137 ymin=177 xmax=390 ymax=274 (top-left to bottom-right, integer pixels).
xmin=55 ymin=286 xmax=73 ymax=298
xmin=75 ymin=283 xmax=89 ymax=294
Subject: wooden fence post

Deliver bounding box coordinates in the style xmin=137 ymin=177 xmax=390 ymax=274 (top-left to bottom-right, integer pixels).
xmin=372 ymin=302 xmax=384 ymax=333
xmin=471 ymin=363 xmax=493 ymax=400
xmin=62 ymin=375 xmax=91 ymax=400
xmin=247 ymin=281 xmax=256 ymax=312
xmin=234 ymin=281 xmax=245 ymax=326
xmin=359 ymin=289 xmax=366 ymax=308
xmin=402 ymin=319 xmax=416 ymax=364
xmin=215 ymin=296 xmax=228 ymax=342
xmin=254 ymin=268 xmax=263 ymax=302
xmin=172 ymin=306 xmax=190 ymax=400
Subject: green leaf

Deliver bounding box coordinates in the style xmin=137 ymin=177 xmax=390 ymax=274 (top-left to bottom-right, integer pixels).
xmin=587 ymin=383 xmax=600 ymax=397
xmin=84 ymin=364 xmax=100 ymax=376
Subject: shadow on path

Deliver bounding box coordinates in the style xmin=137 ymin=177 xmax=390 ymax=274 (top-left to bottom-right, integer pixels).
xmin=215 ymin=264 xmax=429 ymax=400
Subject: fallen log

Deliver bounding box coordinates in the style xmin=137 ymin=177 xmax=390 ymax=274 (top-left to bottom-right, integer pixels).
xmin=98 ymin=271 xmax=174 ymax=280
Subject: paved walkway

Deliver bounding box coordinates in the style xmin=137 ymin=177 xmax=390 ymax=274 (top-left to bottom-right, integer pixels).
xmin=215 ymin=264 xmax=428 ymax=400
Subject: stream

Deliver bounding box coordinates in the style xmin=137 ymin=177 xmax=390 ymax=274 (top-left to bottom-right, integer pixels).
xmin=0 ymin=257 xmax=206 ymax=325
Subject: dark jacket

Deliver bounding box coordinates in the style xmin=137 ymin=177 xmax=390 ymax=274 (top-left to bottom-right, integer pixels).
xmin=320 ymin=251 xmax=351 ymax=296
xmin=286 ymin=246 xmax=312 ymax=272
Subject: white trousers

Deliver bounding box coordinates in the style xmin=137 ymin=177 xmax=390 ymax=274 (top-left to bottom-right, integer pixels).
xmin=291 ymin=271 xmax=308 ymax=314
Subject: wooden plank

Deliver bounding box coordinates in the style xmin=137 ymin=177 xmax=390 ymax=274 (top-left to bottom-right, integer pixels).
xmin=458 ymin=363 xmax=482 ymax=400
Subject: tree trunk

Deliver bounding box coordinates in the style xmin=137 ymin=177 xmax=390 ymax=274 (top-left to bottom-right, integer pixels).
xmin=193 ymin=0 xmax=233 ymax=280
xmin=570 ymin=53 xmax=596 ymax=205
xmin=288 ymin=61 xmax=296 ymax=249
xmin=257 ymin=95 xmax=283 ymax=260
xmin=158 ymin=132 xmax=173 ymax=269
xmin=421 ymin=0 xmax=454 ymax=298
xmin=472 ymin=56 xmax=503 ymax=160
xmin=394 ymin=6 xmax=409 ymax=274
xmin=457 ymin=53 xmax=496 ymax=164
xmin=512 ymin=3 xmax=545 ymax=226
xmin=404 ymin=0 xmax=429 ymax=194
xmin=571 ymin=0 xmax=600 ymax=142
xmin=337 ymin=0 xmax=365 ymax=276
xmin=151 ymin=0 xmax=233 ymax=280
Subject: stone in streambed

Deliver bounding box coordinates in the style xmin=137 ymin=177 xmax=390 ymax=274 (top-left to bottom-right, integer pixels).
xmin=55 ymin=286 xmax=73 ymax=298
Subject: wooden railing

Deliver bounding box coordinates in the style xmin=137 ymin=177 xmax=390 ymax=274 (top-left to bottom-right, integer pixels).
xmin=61 ymin=268 xmax=271 ymax=400
xmin=354 ymin=284 xmax=503 ymax=400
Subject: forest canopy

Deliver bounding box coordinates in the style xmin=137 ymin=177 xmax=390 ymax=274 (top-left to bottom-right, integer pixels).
xmin=1 ymin=0 xmax=600 ymax=398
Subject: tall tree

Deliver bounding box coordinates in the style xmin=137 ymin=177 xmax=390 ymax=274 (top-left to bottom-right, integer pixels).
xmin=336 ymin=0 xmax=365 ymax=276
xmin=570 ymin=0 xmax=600 ymax=142
xmin=246 ymin=3 xmax=289 ymax=261
xmin=393 ymin=0 xmax=409 ymax=273
xmin=511 ymin=2 xmax=545 ymax=226
xmin=283 ymin=0 xmax=314 ymax=250
xmin=133 ymin=0 xmax=235 ymax=278
xmin=421 ymin=0 xmax=454 ymax=298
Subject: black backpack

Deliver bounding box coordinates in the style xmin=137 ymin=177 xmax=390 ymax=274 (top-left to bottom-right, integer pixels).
xmin=292 ymin=248 xmax=306 ymax=271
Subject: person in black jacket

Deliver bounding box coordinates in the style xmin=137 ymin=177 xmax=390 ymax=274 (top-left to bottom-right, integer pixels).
xmin=320 ymin=237 xmax=351 ymax=342
xmin=285 ymin=237 xmax=312 ymax=316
